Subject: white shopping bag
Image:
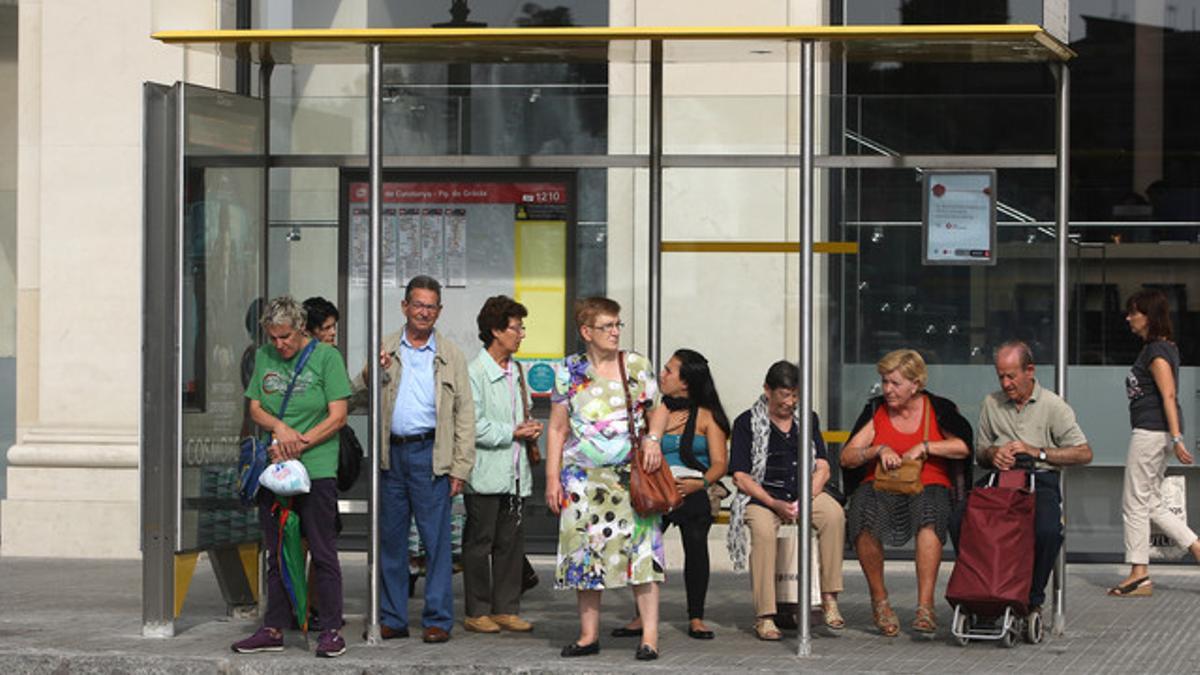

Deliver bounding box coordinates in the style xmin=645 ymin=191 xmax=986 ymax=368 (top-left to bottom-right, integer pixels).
xmin=775 ymin=525 xmax=821 ymax=608
xmin=1149 ymin=475 xmax=1188 ymax=560
xmin=258 ymin=459 xmax=312 ymax=496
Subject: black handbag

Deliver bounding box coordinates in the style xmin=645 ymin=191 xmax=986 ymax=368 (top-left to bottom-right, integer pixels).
xmin=336 ymin=426 xmax=363 ymax=492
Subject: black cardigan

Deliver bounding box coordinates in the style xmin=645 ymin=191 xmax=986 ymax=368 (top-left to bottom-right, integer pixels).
xmin=842 ymin=391 xmax=975 ymax=506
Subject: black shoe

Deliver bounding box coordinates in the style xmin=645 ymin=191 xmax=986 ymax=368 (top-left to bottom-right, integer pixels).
xmin=521 ymin=572 xmax=540 ymax=594
xmin=561 ymin=641 xmax=601 ymax=657
xmin=774 ymin=612 xmax=798 ymax=631
xmin=688 ymin=627 xmax=715 ymax=640
xmin=610 ymin=626 xmax=643 ymax=638
xmin=635 ymin=644 xmax=659 ymax=661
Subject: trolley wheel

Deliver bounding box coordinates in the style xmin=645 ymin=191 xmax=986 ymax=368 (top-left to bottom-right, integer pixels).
xmin=952 ymin=611 xmax=970 ymax=647
xmin=1001 ymin=627 xmax=1018 ymax=648
xmin=1024 ymin=610 xmax=1044 ymax=644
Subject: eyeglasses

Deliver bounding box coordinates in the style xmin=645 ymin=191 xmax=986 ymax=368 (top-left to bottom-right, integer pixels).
xmin=505 ymin=324 xmax=527 ymax=334
xmin=589 ymin=321 xmax=624 ymax=333
xmin=407 ymin=301 xmax=442 ymax=312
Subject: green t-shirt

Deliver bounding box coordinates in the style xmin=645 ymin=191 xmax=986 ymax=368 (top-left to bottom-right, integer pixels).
xmin=244 ymin=340 xmax=353 ymax=480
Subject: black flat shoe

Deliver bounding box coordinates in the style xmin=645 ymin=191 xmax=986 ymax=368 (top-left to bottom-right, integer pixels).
xmin=688 ymin=627 xmax=715 ymax=640
xmin=561 ymin=641 xmax=601 ymax=657
xmin=610 ymin=626 xmax=643 ymax=638
xmin=635 ymin=644 xmax=659 ymax=661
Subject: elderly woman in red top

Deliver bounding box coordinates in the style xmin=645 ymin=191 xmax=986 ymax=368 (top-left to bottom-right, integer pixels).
xmin=840 ymin=349 xmax=973 ymax=637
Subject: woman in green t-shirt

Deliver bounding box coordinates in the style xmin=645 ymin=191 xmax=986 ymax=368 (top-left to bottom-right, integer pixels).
xmin=232 ymin=296 xmax=353 ymax=658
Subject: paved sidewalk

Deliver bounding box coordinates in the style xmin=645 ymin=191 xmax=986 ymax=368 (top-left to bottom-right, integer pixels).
xmin=1 ymin=553 xmax=1198 ymax=674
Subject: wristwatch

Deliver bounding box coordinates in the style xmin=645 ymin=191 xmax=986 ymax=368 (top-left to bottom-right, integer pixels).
xmin=1172 ymin=434 xmax=1185 ymax=445
xmin=1038 ymin=448 xmax=1047 ymax=462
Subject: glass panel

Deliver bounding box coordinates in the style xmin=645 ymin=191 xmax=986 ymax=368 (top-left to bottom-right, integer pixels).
xmin=179 ymin=86 xmax=265 ymax=552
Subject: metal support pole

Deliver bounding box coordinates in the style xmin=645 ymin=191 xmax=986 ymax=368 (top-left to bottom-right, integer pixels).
xmin=796 ymin=39 xmax=815 ymax=658
xmin=365 ymin=43 xmax=384 ymax=645
xmin=1051 ymin=61 xmax=1070 ymax=637
xmin=648 ymin=40 xmax=663 ymax=367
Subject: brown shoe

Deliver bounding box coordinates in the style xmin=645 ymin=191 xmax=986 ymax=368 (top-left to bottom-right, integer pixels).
xmin=422 ymin=626 xmax=451 ymax=643
xmin=362 ymin=624 xmax=409 ymax=640
xmin=491 ymin=614 xmax=533 ymax=632
xmin=463 ymin=616 xmax=502 ymax=633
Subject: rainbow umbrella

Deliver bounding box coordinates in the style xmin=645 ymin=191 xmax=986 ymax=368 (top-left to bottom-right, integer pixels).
xmin=272 ymin=496 xmax=308 ymax=632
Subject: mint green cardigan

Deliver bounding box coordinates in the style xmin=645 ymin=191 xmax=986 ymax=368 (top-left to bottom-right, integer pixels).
xmin=466 ymin=349 xmax=534 ymax=497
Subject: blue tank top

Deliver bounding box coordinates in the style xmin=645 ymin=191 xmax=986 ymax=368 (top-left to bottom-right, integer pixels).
xmin=662 ymin=433 xmax=710 ymax=470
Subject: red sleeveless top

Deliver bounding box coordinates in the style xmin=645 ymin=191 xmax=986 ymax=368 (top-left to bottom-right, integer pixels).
xmin=863 ymin=397 xmax=951 ymax=488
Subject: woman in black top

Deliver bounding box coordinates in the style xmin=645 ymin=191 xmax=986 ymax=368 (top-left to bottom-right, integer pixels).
xmin=1110 ymin=289 xmax=1200 ymax=596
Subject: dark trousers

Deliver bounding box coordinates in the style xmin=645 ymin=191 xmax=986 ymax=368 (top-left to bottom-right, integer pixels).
xmin=1030 ymin=471 xmax=1064 ymax=608
xmin=380 ymin=439 xmax=453 ymax=631
xmin=258 ymin=478 xmax=343 ymax=631
xmin=462 ymin=493 xmax=525 ymax=617
xmin=662 ymin=490 xmax=713 ymax=620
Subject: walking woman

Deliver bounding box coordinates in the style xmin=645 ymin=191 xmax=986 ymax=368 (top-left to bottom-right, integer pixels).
xmin=546 ymin=297 xmax=665 ymax=661
xmin=614 ymin=348 xmax=729 ymax=640
xmin=1110 ymin=289 xmax=1200 ymax=596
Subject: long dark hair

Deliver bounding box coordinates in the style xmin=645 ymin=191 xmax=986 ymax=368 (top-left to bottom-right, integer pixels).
xmin=673 ymin=348 xmax=731 ymax=435
xmin=1126 ymin=288 xmax=1174 ymax=342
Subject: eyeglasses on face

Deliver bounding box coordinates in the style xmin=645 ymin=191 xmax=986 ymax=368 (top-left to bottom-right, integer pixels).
xmin=407 ymin=301 xmax=442 ymax=312
xmin=589 ymin=321 xmax=624 ymax=333
xmin=505 ymin=323 xmax=527 ymax=334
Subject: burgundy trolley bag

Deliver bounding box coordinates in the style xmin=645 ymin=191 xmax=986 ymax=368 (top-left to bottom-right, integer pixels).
xmin=945 ymin=470 xmax=1036 ymax=617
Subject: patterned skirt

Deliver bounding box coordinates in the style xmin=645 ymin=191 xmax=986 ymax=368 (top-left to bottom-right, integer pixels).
xmin=847 ymin=482 xmax=952 ymax=547
xmin=555 ymin=464 xmax=665 ymax=590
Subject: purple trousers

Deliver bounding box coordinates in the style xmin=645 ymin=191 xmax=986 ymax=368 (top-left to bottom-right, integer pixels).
xmin=257 ymin=477 xmax=343 ymax=631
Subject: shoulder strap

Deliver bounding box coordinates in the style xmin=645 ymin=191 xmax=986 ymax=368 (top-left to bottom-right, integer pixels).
xmin=922 ymin=394 xmax=932 ymax=442
xmin=276 ymin=339 xmax=318 ymax=422
xmin=515 ymin=360 xmax=532 ymax=423
xmin=617 ymin=351 xmax=639 ymax=443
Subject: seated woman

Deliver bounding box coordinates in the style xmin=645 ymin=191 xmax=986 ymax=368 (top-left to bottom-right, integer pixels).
xmin=840 ymin=349 xmax=972 ymax=637
xmin=615 ymin=348 xmax=729 ymax=640
xmin=725 ymin=360 xmax=846 ymax=641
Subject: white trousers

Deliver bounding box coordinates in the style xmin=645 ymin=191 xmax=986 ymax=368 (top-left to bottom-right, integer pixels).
xmin=1122 ymin=428 xmax=1198 ymax=565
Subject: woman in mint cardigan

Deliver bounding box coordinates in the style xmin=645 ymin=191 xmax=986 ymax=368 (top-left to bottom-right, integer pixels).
xmin=461 ymin=295 xmax=544 ymax=634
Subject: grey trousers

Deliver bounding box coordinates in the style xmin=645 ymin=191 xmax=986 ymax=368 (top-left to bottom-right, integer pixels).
xmin=462 ymin=493 xmax=525 ymax=617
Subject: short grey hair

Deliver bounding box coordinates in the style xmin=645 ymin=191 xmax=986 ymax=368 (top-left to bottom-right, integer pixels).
xmin=259 ymin=295 xmax=307 ymax=332
xmin=994 ymin=340 xmax=1034 ymax=369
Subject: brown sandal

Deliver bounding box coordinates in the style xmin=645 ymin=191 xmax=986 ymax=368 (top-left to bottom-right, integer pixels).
xmin=822 ymin=599 xmax=845 ymax=630
xmin=912 ymin=605 xmax=937 ymax=634
xmin=872 ymin=599 xmax=900 ymax=637
xmin=754 ymin=617 xmax=782 ymax=641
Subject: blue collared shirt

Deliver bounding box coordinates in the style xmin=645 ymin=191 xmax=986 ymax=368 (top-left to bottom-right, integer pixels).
xmin=391 ymin=330 xmax=437 ymax=436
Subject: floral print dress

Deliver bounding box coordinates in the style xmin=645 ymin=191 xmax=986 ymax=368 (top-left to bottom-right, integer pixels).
xmin=552 ymin=351 xmax=665 ymax=590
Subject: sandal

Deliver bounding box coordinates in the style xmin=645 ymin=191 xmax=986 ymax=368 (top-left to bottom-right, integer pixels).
xmin=754 ymin=617 xmax=782 ymax=641
xmin=872 ymin=599 xmax=900 ymax=637
xmin=822 ymin=599 xmax=845 ymax=630
xmin=912 ymin=605 xmax=937 ymax=634
xmin=1107 ymin=576 xmax=1153 ymax=597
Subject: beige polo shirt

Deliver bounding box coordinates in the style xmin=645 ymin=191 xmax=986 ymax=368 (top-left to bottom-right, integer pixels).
xmin=976 ymin=380 xmax=1088 ymax=471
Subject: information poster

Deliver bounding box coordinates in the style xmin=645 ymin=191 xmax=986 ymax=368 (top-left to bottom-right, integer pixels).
xmin=922 ymin=171 xmax=997 ymax=266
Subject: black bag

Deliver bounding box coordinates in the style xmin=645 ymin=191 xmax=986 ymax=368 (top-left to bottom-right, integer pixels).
xmin=336 ymin=426 xmax=363 ymax=492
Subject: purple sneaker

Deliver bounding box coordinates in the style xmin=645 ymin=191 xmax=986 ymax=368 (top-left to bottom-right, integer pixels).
xmin=231 ymin=626 xmax=283 ymax=653
xmin=316 ymin=630 xmax=346 ymax=658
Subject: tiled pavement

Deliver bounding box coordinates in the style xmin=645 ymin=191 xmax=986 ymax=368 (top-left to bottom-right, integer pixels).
xmin=1 ymin=553 xmax=1197 ymax=674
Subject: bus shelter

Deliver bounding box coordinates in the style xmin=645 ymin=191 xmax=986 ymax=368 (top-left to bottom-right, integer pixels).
xmin=142 ymin=24 xmax=1073 ymax=655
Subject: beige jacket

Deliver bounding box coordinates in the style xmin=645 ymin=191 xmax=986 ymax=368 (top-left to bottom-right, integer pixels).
xmin=350 ymin=328 xmax=475 ymax=479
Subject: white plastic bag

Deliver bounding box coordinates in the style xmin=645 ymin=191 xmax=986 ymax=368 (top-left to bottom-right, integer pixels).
xmin=259 ymin=459 xmax=311 ymax=496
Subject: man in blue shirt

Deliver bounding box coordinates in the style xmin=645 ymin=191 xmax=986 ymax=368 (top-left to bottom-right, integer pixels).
xmin=352 ymin=275 xmax=475 ymax=643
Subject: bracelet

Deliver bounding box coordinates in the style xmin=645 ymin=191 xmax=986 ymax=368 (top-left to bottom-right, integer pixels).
xmin=645 ymin=433 xmax=661 ymax=444
xmin=922 ymin=440 xmax=930 ymax=459
xmin=1172 ymin=434 xmax=1185 ymax=445
xmin=702 ymin=477 xmax=711 ymax=488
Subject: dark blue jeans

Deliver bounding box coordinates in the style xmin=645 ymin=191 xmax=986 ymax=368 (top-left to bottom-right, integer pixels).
xmin=258 ymin=478 xmax=343 ymax=631
xmin=380 ymin=438 xmax=453 ymax=631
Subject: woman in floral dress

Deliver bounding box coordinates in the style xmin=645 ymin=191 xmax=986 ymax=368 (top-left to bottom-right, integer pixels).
xmin=545 ymin=296 xmax=665 ymax=661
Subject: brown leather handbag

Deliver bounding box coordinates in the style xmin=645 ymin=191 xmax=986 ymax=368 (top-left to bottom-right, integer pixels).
xmin=619 ymin=352 xmax=682 ymax=515
xmin=873 ymin=395 xmax=931 ymax=496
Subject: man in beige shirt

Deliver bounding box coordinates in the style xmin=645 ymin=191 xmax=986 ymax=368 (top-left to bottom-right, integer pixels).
xmin=976 ymin=340 xmax=1092 ymax=615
